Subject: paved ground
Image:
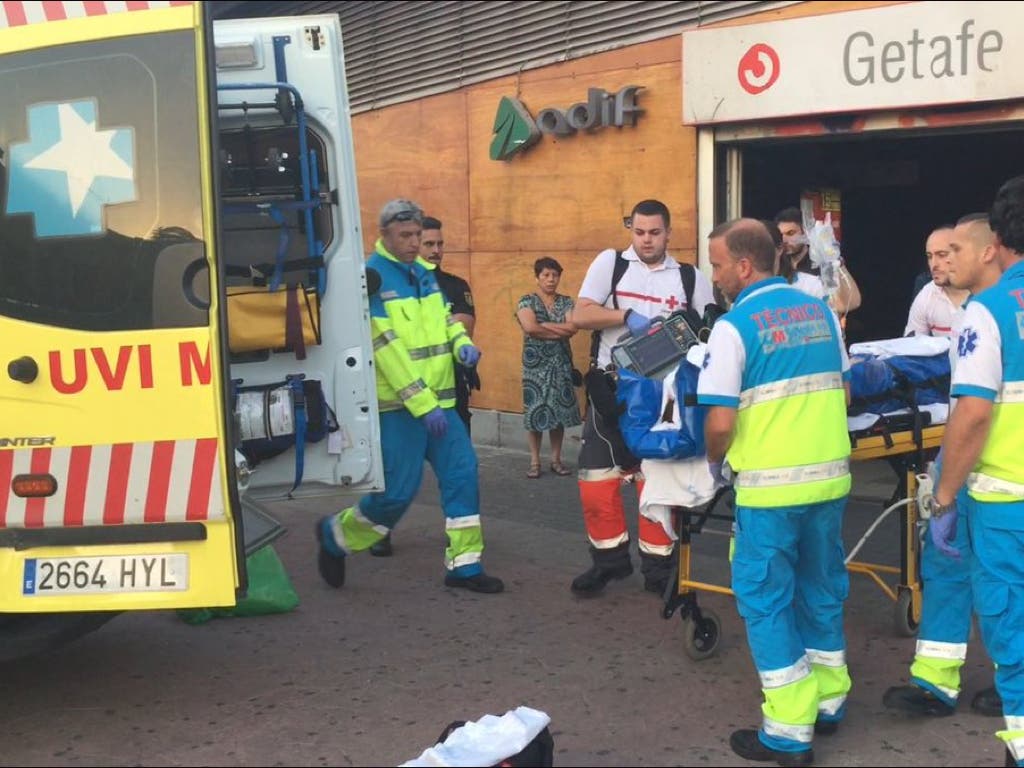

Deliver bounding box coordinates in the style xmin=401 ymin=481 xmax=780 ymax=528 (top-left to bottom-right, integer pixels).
xmin=0 ymin=443 xmax=1009 ymax=767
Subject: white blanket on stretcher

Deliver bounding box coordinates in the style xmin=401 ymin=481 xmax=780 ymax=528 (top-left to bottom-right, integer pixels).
xmin=849 ymin=335 xmax=950 ymax=359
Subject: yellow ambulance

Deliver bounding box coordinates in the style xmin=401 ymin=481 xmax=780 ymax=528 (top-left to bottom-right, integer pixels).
xmin=0 ymin=2 xmax=382 ymax=657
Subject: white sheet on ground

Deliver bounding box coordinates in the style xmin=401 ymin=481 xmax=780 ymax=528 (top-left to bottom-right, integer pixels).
xmin=400 ymin=706 xmax=551 ymax=767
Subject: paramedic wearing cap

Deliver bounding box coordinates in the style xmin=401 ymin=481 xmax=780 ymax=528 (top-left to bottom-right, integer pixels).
xmin=884 ymin=214 xmax=1003 ymax=720
xmin=315 ymin=199 xmax=503 ymax=594
xmin=698 ymin=219 xmax=852 ymax=766
xmin=569 ymin=199 xmax=715 ymax=597
xmin=904 ymin=225 xmax=969 ymax=337
xmin=930 ymin=176 xmax=1024 ymax=766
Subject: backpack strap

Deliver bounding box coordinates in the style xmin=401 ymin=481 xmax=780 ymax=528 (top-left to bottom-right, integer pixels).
xmin=590 ymin=250 xmax=627 ymax=364
xmin=679 ymin=262 xmax=696 ymax=311
xmin=287 ymin=375 xmax=307 ymax=496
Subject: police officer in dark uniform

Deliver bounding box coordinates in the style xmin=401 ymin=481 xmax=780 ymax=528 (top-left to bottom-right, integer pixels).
xmin=370 ymin=215 xmax=479 ymax=557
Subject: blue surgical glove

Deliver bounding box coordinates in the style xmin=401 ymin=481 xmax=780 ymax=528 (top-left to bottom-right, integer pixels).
xmin=928 ymin=500 xmax=960 ymax=559
xmin=708 ymin=461 xmax=731 ymax=489
xmin=458 ymin=344 xmax=481 ymax=367
xmin=423 ymin=407 xmax=448 ymax=438
xmin=625 ymin=309 xmax=652 ymax=338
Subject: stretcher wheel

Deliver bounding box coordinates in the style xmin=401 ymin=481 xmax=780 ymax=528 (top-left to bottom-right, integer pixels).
xmin=894 ymin=590 xmax=920 ymax=637
xmin=682 ymin=609 xmax=721 ymax=661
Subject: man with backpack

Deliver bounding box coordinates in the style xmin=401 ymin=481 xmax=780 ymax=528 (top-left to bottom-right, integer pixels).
xmin=569 ymin=199 xmax=715 ymax=596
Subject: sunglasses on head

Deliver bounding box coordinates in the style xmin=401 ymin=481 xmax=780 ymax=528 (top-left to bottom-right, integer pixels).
xmin=384 ymin=210 xmax=420 ymax=227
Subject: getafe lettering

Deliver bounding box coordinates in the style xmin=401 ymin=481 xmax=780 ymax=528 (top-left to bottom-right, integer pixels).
xmin=844 ymin=20 xmax=1003 ymax=85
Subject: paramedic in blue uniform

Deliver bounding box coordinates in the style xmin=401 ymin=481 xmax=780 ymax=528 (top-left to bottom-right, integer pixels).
xmin=931 ymin=176 xmax=1024 ymax=766
xmin=369 ymin=215 xmax=477 ymax=558
xmin=698 ymin=219 xmax=852 ymax=767
xmin=883 ymin=213 xmax=1004 ymax=719
xmin=314 ymin=199 xmax=503 ymax=594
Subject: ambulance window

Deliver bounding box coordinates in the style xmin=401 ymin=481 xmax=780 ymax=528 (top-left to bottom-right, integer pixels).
xmin=0 ymin=30 xmax=208 ymax=332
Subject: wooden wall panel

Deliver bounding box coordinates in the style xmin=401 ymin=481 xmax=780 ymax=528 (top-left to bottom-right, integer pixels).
xmin=351 ymin=90 xmax=471 ymax=257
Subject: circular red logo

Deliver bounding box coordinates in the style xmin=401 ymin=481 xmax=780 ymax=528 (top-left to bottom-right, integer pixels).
xmin=737 ymin=43 xmax=780 ymax=95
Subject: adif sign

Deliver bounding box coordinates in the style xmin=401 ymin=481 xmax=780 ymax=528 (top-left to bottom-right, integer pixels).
xmin=682 ymin=0 xmax=1020 ymax=124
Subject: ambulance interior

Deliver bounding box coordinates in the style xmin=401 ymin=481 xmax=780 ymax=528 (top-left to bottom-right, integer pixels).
xmin=729 ymin=126 xmax=1024 ymax=345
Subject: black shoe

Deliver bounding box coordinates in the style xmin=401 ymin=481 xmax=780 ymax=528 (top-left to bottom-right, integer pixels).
xmin=444 ymin=572 xmax=505 ymax=594
xmin=570 ymin=562 xmax=634 ymax=596
xmin=369 ymin=533 xmax=393 ymax=558
xmin=315 ymin=517 xmax=346 ymax=588
xmin=813 ymin=720 xmax=838 ymax=736
xmin=971 ymin=686 xmax=1004 ymax=717
xmin=729 ymin=729 xmax=813 ymax=767
xmin=1006 ymin=747 xmax=1017 ymax=767
xmin=882 ymin=685 xmax=955 ymax=717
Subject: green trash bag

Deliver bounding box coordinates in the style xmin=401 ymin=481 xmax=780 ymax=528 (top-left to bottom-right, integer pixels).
xmin=178 ymin=544 xmax=299 ymax=625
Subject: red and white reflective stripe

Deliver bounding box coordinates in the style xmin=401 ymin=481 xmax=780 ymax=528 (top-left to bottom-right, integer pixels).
xmin=0 ymin=1 xmax=192 ymax=28
xmin=0 ymin=438 xmax=225 ymax=528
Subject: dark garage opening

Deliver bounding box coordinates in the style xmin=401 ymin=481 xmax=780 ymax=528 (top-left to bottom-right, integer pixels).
xmin=735 ymin=127 xmax=1024 ymax=344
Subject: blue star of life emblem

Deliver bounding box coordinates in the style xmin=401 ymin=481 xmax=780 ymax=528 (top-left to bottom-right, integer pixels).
xmin=957 ymin=327 xmax=978 ymax=358
xmin=6 ymin=100 xmax=136 ymax=238
xmin=702 ymin=350 xmax=711 ymax=370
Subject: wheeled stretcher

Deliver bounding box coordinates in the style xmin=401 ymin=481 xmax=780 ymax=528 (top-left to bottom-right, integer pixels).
xmin=659 ymin=417 xmax=943 ymax=661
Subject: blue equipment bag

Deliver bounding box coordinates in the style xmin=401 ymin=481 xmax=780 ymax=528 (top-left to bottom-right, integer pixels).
xmin=615 ymin=362 xmax=706 ymax=460
xmin=848 ymin=353 xmax=950 ymax=416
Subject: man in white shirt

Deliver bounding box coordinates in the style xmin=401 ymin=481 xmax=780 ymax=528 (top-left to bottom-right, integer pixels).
xmin=570 ymin=199 xmax=716 ymax=597
xmin=905 ymin=225 xmax=970 ymax=337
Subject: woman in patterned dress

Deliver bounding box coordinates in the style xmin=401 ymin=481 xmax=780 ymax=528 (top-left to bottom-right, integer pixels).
xmin=515 ymin=257 xmax=582 ymax=478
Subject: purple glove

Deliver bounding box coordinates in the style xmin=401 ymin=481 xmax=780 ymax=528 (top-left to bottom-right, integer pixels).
xmin=423 ymin=407 xmax=448 ymax=438
xmin=458 ymin=344 xmax=481 ymax=367
xmin=928 ymin=499 xmax=960 ymax=559
xmin=625 ymin=309 xmax=652 ymax=338
xmin=708 ymin=461 xmax=731 ymax=489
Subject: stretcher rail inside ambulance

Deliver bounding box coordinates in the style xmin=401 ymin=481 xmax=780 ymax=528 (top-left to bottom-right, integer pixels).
xmin=610 ymin=311 xmax=952 ymax=656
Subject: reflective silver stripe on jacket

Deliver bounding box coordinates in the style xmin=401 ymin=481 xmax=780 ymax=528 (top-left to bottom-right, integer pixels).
xmin=435 ymin=388 xmax=456 ymax=400
xmin=967 ymin=472 xmax=1024 ymax=497
xmin=407 ymin=343 xmax=450 ymax=360
xmin=996 ymin=381 xmax=1024 ymax=403
xmin=736 ymin=459 xmax=849 ymax=488
xmin=397 ymin=379 xmax=428 ymax=401
xmin=373 ymin=329 xmax=399 ymax=350
xmin=739 ymin=372 xmax=845 ymax=410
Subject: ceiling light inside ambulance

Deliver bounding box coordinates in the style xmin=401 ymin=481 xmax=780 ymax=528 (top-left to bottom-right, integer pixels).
xmin=215 ymin=41 xmax=259 ymax=70
xmin=11 ymin=474 xmax=58 ymax=498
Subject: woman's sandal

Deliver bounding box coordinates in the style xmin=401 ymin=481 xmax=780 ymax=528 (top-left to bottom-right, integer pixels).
xmin=527 ymin=463 xmax=542 ymax=479
xmin=550 ymin=461 xmax=572 ymax=476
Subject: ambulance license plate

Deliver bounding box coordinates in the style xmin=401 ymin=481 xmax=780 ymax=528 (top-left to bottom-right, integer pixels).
xmin=22 ymin=554 xmax=189 ymax=596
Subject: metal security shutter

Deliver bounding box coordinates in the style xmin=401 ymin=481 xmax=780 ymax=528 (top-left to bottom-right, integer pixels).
xmin=211 ymin=0 xmax=799 ymax=112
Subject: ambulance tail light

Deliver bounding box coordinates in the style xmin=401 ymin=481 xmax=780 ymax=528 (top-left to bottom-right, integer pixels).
xmin=11 ymin=474 xmax=58 ymax=498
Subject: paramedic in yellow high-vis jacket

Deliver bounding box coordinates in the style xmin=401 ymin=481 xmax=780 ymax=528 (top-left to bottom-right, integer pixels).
xmin=315 ymin=199 xmax=504 ymax=594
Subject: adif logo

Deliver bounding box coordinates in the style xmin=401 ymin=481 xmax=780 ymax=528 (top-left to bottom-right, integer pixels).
xmin=490 ymin=86 xmax=644 ymax=161
xmin=737 ymin=43 xmax=780 ymax=95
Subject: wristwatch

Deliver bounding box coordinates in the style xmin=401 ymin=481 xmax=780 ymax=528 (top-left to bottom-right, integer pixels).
xmin=928 ymin=497 xmax=956 ymax=519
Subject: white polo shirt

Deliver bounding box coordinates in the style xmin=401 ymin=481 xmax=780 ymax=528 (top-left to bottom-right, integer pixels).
xmin=791 ymin=271 xmax=826 ymax=299
xmin=905 ymin=281 xmax=962 ymax=337
xmin=578 ymin=246 xmax=716 ymax=367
